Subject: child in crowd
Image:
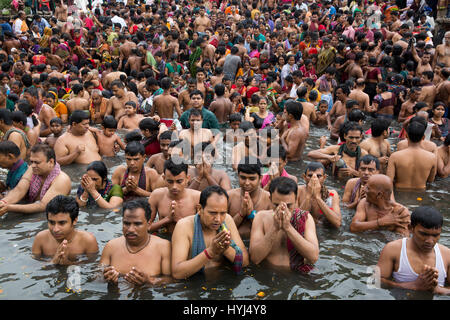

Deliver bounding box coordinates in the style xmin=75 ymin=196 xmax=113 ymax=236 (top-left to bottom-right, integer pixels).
xmin=90 ymin=115 xmax=126 ymax=157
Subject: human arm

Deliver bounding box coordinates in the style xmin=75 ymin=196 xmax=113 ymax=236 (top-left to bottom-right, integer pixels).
xmin=54 ymin=138 xmax=84 ymax=166
xmin=249 ymin=210 xmax=282 ymax=265
xmin=314 ymin=191 xmax=341 ymax=228
xmin=99 ymin=241 xmax=120 ymax=284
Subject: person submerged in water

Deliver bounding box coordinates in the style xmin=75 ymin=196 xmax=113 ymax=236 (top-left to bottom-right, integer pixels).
xmin=171 ymin=185 xmax=249 ymax=280
xmin=32 ymin=195 xmax=98 ymax=265
xmin=249 ymin=177 xmax=319 ymax=272
xmin=377 ymin=206 xmax=450 ymax=295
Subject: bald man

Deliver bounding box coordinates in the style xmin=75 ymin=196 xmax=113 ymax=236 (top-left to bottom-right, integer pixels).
xmin=350 ymin=174 xmax=410 ymax=236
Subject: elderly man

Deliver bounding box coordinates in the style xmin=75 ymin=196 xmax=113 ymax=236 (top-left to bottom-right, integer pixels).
xmin=350 ymin=174 xmax=410 ymax=236
xmin=171 ymin=185 xmax=249 ymax=279
xmin=100 ymin=199 xmax=172 ymax=286
xmin=0 ymin=144 xmax=71 ymax=215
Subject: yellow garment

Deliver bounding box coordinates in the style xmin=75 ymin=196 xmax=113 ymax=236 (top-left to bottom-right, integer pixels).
xmin=39 ymin=27 xmax=52 ymax=48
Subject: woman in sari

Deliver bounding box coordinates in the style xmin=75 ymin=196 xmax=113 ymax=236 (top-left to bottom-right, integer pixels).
xmin=76 ymin=161 xmax=124 ymax=209
xmin=39 ymin=27 xmax=52 ymax=48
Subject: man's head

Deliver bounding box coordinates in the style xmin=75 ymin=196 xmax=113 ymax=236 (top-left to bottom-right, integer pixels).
xmin=237 ymin=156 xmax=262 ymax=194
xmin=343 ymin=121 xmax=363 ymax=150
xmin=198 ymin=185 xmax=229 ymax=231
xmin=159 ymin=130 xmax=173 ymax=159
xmin=49 ymin=117 xmax=63 ymax=136
xmin=356 ymin=155 xmax=380 ymax=183
xmin=46 ymin=195 xmax=79 ymax=241
xmin=365 ymin=174 xmax=393 ymax=204
xmin=371 ymin=117 xmax=391 ymax=139
xmin=302 ymin=162 xmax=326 ymax=186
xmin=189 ymin=90 xmax=204 ymax=110
xmin=122 ymin=199 xmax=152 ymax=245
xmin=229 ymin=113 xmax=242 ymax=131
xmin=163 ymin=158 xmax=189 ymax=196
xmin=269 ymin=176 xmax=298 ymax=211
xmin=283 ymin=100 xmax=303 ymax=123
xmin=30 ymin=143 xmax=56 ymax=176
xmin=409 ymin=206 xmax=443 ymax=252
xmin=188 ymin=108 xmax=203 ymax=130
xmin=124 ymin=141 xmax=146 ymax=173
xmin=0 ymin=108 xmax=12 ymax=130
xmin=406 ymin=120 xmax=426 ymax=143
xmin=0 ymin=141 xmax=21 ymax=169
xmin=70 ymin=110 xmax=90 ymax=136
xmin=111 ymin=80 xmax=125 ymax=98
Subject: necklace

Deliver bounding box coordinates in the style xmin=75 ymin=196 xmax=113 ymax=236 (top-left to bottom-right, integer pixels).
xmin=126 ymin=235 xmax=151 ymax=254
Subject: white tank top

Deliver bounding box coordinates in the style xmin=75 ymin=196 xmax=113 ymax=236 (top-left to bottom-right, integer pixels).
xmin=392 ymin=238 xmax=447 ymax=287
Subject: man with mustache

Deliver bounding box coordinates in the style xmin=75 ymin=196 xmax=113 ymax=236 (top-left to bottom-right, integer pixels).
xmin=32 ymin=195 xmax=98 ymax=265
xmin=100 ymin=199 xmax=172 ymax=286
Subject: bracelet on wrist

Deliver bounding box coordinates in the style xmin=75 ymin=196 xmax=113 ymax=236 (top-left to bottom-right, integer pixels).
xmin=239 ymin=211 xmax=246 ymax=219
xmin=203 ymin=249 xmax=212 ymax=260
xmin=80 ymin=195 xmax=88 ymax=203
xmin=248 ymin=210 xmax=257 ymax=220
xmin=94 ymin=194 xmax=102 ymax=202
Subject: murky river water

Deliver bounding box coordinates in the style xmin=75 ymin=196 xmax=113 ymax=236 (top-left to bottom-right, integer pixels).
xmin=0 ymin=121 xmax=448 ymax=300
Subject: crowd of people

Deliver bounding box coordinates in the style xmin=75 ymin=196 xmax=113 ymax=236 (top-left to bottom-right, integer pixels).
xmin=0 ymin=0 xmax=449 ymax=294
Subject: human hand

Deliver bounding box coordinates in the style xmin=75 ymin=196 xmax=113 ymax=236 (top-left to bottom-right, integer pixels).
xmin=379 ymin=156 xmax=389 ymax=166
xmin=339 ymin=167 xmax=356 ymax=177
xmin=168 ymin=200 xmax=177 ymax=222
xmin=124 ymin=267 xmax=148 ymax=286
xmin=309 ymin=176 xmax=321 ymax=198
xmin=103 ymin=265 xmax=120 ymax=284
xmin=114 ymin=142 xmax=120 ymax=153
xmin=319 ymin=135 xmax=327 ymax=148
xmin=209 ymin=230 xmax=231 ymax=257
xmin=195 ymin=163 xmax=204 ymax=179
xmin=381 ymin=205 xmax=410 ymax=228
xmin=76 ymin=144 xmax=86 ymax=154
xmin=414 ymin=265 xmax=439 ymax=291
xmin=126 ymin=176 xmax=138 ymax=191
xmin=82 ymin=174 xmax=96 ymax=193
xmin=52 ymin=240 xmax=70 ymax=265
xmin=241 ymin=191 xmax=253 ymax=216
xmin=151 ymin=115 xmax=160 ymax=123
xmin=328 ymin=154 xmax=341 ymax=163
xmin=279 ymin=202 xmax=293 ymax=231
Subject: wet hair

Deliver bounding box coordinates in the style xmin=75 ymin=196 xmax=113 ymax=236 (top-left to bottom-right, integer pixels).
xmin=46 ymin=195 xmax=79 ymax=223
xmin=0 ymin=140 xmax=20 ymax=157
xmin=124 ymin=130 xmax=143 ymax=143
xmin=189 ymin=89 xmax=204 ymax=99
xmin=214 ymin=83 xmax=225 ymax=96
xmin=0 ymin=109 xmax=12 ymax=125
xmin=86 ymin=161 xmax=108 ymax=182
xmin=303 ymin=161 xmax=325 ymax=175
xmin=70 ymin=110 xmax=89 ymax=125
xmin=356 ymin=154 xmax=380 ymax=170
xmin=411 ymin=206 xmax=443 ymax=229
xmin=139 ymin=118 xmax=160 ymax=131
xmin=342 ymin=121 xmax=363 ymax=135
xmin=239 ymin=121 xmax=255 ymax=132
xmin=229 ymin=113 xmax=242 ymax=123
xmin=406 ymin=120 xmax=426 ymax=143
xmin=31 ymin=143 xmax=56 ymax=162
xmin=371 ymin=117 xmax=391 ymax=137
xmin=413 ymin=102 xmax=428 ymax=113
xmin=102 ymin=115 xmax=118 ymax=129
xmin=11 ymin=111 xmax=27 ymax=126
xmin=199 ymin=185 xmax=229 ymax=209
xmin=348 ymin=109 xmax=366 ymax=123
xmin=164 ymin=158 xmax=188 ymax=176
xmin=189 ymin=108 xmax=203 ymax=119
xmin=161 ymin=77 xmax=172 ymax=90
xmin=269 ymin=176 xmax=298 ymax=197
xmin=125 ymin=141 xmax=146 ymax=156
xmin=285 ymin=100 xmax=303 ymax=120
xmin=159 ymin=130 xmax=173 ymax=142
xmin=122 ymin=198 xmax=152 ymax=221
xmin=237 ymin=156 xmax=262 ymax=176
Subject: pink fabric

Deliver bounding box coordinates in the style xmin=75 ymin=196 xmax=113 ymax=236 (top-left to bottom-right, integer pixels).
xmin=261 ymin=168 xmax=290 ymax=188
xmin=28 ymin=163 xmax=61 ymax=202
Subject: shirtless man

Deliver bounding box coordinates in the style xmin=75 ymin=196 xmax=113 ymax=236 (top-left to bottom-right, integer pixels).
xmin=0 ymin=109 xmax=29 ymax=160
xmin=436 ymin=69 xmax=450 ymax=107
xmin=112 ymin=141 xmax=164 ymax=201
xmin=179 ymin=109 xmax=214 ymax=152
xmin=178 ymin=79 xmax=197 ymax=111
xmin=102 ymin=61 xmax=127 ymax=90
xmin=360 ymin=117 xmax=392 ymax=173
xmin=308 ymin=121 xmax=368 ymax=178
xmin=171 ymin=185 xmax=248 ymax=279
xmin=23 ymin=86 xmax=56 ymax=137
xmin=227 ymin=157 xmax=272 ymax=239
xmin=119 ymin=35 xmax=137 ymax=71
xmin=66 ymin=84 xmax=90 ymax=114
xmin=146 ymin=131 xmax=173 ymax=175
xmin=281 ymin=101 xmax=308 ymax=162
xmin=208 ymin=84 xmax=234 ymax=125
xmin=412 ymin=46 xmax=433 ymax=77
xmin=330 ymin=100 xmax=360 ymax=141
xmin=106 ymin=80 xmax=139 ymax=121
xmin=398 ymin=87 xmax=421 ymax=123
xmin=397 ymin=114 xmax=438 ymax=154
xmin=42 ymin=48 xmax=64 ymax=72
xmin=349 ymin=78 xmax=370 ymax=111
xmin=343 ymin=155 xmax=386 ymax=209
xmin=100 ymin=199 xmax=171 ymax=286
xmin=54 ymin=111 xmax=101 ymax=166
xmin=151 ymin=77 xmax=182 ymax=120
xmin=0 ymin=143 xmax=71 ymax=215
xmin=148 ymin=159 xmax=200 ymax=235
xmin=249 ymin=177 xmax=319 ymax=272
xmin=437 ymin=135 xmax=450 ymax=178
xmin=298 ymin=162 xmax=341 ymax=229
xmin=327 ymin=85 xmax=349 ymax=127
xmin=188 ymin=142 xmax=231 ymax=191
xmin=433 ymin=31 xmax=450 ymax=68
xmin=418 ymin=71 xmax=437 ymax=107
xmin=296 ymin=86 xmax=317 ymax=122
xmin=346 ymin=52 xmax=364 ymax=80
xmin=194 ymin=7 xmax=212 ymax=33
xmin=387 ymin=121 xmax=436 ymax=190
xmin=118 ymin=101 xmax=144 ymax=131
xmin=32 ymin=195 xmax=98 ymax=265
xmin=350 ymin=174 xmax=410 ymax=235
xmin=124 ymin=49 xmax=143 ymax=75
xmin=55 ymin=0 xmax=67 ymax=26
xmin=377 ymin=206 xmax=450 ymax=295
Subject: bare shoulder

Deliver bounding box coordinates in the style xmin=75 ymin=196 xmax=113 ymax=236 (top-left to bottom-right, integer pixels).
xmin=145 ymin=167 xmax=159 ymax=177
xmin=113 ymin=165 xmax=127 ymax=175
xmin=55 ymin=170 xmax=71 ymax=184
xmin=437 ymin=243 xmax=450 ymax=260
xmin=187 ymin=188 xmax=201 ymax=197
xmin=175 ymin=214 xmax=195 ymax=232
xmin=104 ymin=236 xmax=124 ymax=251
xmin=151 ymin=234 xmax=171 ymax=249
xmin=382 ymin=238 xmax=403 ymax=254
xmin=78 ymin=230 xmax=98 ymax=244
xmin=34 ymin=229 xmax=51 ymax=242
